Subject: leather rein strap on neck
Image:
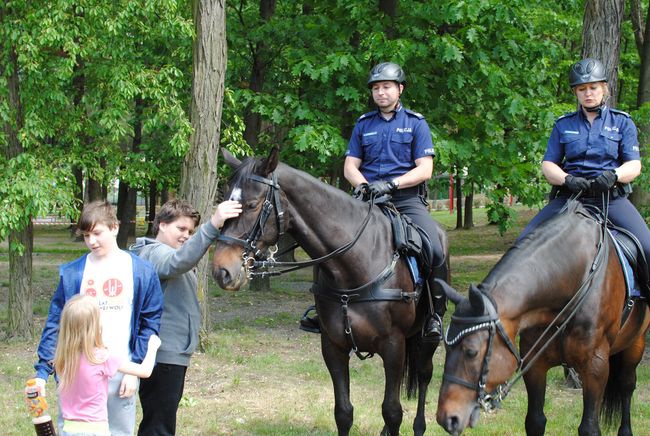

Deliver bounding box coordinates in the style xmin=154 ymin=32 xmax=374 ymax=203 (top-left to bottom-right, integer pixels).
xmin=219 ymin=171 xmax=378 ymax=279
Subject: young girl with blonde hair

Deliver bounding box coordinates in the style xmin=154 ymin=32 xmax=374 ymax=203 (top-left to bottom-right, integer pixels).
xmin=53 ymin=295 xmax=160 ymax=436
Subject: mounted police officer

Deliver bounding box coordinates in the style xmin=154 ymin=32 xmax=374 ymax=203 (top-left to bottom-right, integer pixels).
xmin=519 ymin=58 xmax=650 ymax=290
xmin=301 ymin=62 xmax=446 ymax=340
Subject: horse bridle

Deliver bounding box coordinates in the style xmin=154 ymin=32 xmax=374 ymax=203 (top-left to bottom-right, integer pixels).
xmin=443 ymin=289 xmax=521 ymax=411
xmin=443 ymin=201 xmax=609 ymax=411
xmin=217 ymin=172 xmax=377 ymax=279
xmin=217 ymin=173 xmax=286 ymax=272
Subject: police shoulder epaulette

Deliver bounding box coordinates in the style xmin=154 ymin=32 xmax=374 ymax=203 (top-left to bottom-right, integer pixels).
xmin=357 ymin=111 xmax=376 ymax=121
xmin=404 ymin=108 xmax=425 ymax=119
xmin=609 ymin=108 xmax=631 ymax=118
xmin=555 ymin=111 xmax=577 ymax=121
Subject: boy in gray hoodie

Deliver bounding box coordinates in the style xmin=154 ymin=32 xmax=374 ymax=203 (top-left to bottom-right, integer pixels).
xmin=131 ymin=198 xmax=241 ymax=436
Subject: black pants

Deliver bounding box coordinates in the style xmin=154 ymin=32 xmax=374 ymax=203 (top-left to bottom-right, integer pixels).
xmin=138 ymin=363 xmax=187 ymax=436
xmin=391 ymin=193 xmax=444 ymax=267
xmin=392 ymin=193 xmax=446 ymax=314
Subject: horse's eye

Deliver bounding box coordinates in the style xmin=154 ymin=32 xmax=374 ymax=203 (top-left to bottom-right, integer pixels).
xmin=464 ymin=347 xmax=479 ymax=359
xmin=246 ymin=201 xmax=258 ymax=209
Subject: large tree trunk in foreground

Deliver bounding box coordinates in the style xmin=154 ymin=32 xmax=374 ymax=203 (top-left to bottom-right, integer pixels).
xmin=180 ymin=0 xmax=227 ymax=337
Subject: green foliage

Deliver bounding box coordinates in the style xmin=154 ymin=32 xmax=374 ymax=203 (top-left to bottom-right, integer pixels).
xmin=0 ymin=153 xmax=77 ymax=247
xmin=224 ymin=0 xmax=594 ymax=230
xmin=0 ymin=0 xmax=194 ymax=243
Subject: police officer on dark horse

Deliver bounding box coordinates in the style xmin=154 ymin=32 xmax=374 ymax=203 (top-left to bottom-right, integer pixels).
xmin=519 ymin=58 xmax=650 ymax=276
xmin=300 ymin=62 xmax=447 ymax=340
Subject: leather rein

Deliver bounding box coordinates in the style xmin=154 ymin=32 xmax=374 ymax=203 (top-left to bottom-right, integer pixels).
xmin=217 ymin=171 xmax=386 ymax=280
xmin=443 ymin=197 xmax=609 ymax=411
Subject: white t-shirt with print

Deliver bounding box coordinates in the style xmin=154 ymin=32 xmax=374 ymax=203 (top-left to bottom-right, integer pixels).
xmin=80 ymin=251 xmax=134 ymax=361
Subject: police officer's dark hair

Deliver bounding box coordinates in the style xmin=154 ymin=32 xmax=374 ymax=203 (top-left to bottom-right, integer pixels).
xmin=367 ymin=62 xmax=406 ymax=88
xmin=153 ymin=199 xmax=201 ymax=236
xmin=569 ymin=58 xmax=607 ymax=87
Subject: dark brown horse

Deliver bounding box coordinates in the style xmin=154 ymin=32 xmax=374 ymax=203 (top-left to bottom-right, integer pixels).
xmin=212 ymin=148 xmax=449 ymax=435
xmin=435 ymin=200 xmax=649 ymax=436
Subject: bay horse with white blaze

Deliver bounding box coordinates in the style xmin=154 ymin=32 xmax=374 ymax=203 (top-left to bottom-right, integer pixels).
xmin=436 ymin=200 xmax=649 ymax=436
xmin=212 ymin=148 xmax=449 ymax=435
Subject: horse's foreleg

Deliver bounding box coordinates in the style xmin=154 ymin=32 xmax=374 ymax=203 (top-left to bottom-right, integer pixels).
xmin=577 ymin=349 xmax=610 ymax=436
xmin=522 ymin=360 xmax=550 ymax=436
xmin=413 ymin=339 xmax=437 ymax=436
xmin=321 ymin=335 xmax=353 ymax=436
xmin=379 ymin=337 xmax=406 ymax=436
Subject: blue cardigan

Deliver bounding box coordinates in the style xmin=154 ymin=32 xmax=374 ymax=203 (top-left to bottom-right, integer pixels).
xmin=34 ymin=252 xmax=163 ymax=380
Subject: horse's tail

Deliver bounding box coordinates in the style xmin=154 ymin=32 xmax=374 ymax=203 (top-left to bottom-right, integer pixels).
xmin=403 ymin=335 xmax=419 ymax=400
xmin=600 ymin=351 xmax=625 ymax=428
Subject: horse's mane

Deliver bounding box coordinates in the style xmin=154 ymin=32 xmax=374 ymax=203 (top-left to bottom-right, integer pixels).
xmin=481 ymin=199 xmax=594 ymax=291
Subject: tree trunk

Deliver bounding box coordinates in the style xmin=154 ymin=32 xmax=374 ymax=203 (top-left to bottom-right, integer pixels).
xmin=581 ymin=0 xmax=625 ymax=106
xmin=455 ymin=175 xmax=463 ymax=229
xmin=116 ymin=96 xmax=143 ymax=248
xmin=181 ymin=0 xmax=227 ymax=336
xmin=70 ymin=166 xmax=84 ymax=238
xmin=242 ymin=0 xmax=276 ymax=147
xmin=116 ymin=182 xmax=137 ymax=248
xmin=463 ymin=188 xmax=474 ymax=230
xmin=2 ymin=43 xmax=34 ymax=338
xmin=87 ymin=176 xmax=104 ymax=202
xmin=8 ymin=223 xmax=34 ymax=338
xmin=379 ymin=0 xmax=398 ymax=39
xmin=146 ymin=180 xmax=157 ymax=237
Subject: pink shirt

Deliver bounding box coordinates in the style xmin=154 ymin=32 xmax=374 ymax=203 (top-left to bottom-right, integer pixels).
xmin=59 ymin=348 xmax=123 ymax=422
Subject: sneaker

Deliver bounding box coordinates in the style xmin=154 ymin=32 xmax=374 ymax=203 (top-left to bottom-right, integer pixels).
xmin=422 ymin=314 xmax=442 ymax=342
xmin=299 ymin=306 xmax=321 ymax=334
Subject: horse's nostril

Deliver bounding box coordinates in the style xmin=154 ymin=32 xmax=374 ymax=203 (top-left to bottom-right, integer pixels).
xmin=214 ymin=268 xmax=231 ymax=285
xmin=449 ymin=416 xmax=460 ymax=432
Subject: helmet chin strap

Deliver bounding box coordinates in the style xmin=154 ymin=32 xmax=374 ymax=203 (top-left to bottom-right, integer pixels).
xmin=583 ymin=95 xmax=609 ymax=113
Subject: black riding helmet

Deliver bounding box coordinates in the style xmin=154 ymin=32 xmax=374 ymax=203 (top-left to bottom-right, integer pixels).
xmin=569 ymin=58 xmax=607 ymax=87
xmin=367 ymin=62 xmax=406 ymax=88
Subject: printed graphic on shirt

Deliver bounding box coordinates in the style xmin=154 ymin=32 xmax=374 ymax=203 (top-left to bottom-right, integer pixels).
xmin=80 ymin=252 xmax=134 ymax=357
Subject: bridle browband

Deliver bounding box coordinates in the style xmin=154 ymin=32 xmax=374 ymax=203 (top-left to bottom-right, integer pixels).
xmin=443 ymin=199 xmax=609 ymax=411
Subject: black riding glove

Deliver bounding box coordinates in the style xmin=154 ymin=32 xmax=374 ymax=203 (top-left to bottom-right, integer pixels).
xmin=592 ymin=170 xmax=618 ymax=193
xmin=368 ymin=180 xmax=397 ymax=196
xmin=352 ymin=183 xmax=370 ymax=201
xmin=564 ymin=174 xmax=591 ymax=194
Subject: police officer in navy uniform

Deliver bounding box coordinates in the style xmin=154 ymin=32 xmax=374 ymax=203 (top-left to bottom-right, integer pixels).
xmin=300 ymin=62 xmax=446 ymax=339
xmin=519 ymin=58 xmax=650 ymax=281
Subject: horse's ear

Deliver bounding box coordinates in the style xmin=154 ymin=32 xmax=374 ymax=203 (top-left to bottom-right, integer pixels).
xmin=259 ymin=147 xmax=279 ymax=176
xmin=221 ymin=148 xmax=242 ymax=169
xmin=468 ymin=284 xmax=485 ymax=314
xmin=434 ymin=278 xmax=463 ymax=305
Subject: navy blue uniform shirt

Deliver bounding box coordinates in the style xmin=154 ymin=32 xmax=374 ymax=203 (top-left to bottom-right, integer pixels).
xmin=346 ymin=104 xmax=435 ymax=183
xmin=544 ymin=106 xmax=639 ymax=179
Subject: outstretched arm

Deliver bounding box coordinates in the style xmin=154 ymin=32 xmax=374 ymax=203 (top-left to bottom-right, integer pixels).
xmin=118 ymin=335 xmax=161 ymax=379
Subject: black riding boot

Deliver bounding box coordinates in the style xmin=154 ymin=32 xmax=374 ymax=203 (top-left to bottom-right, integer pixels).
xmin=299 ymin=305 xmax=321 ymax=333
xmin=422 ymin=261 xmax=448 ymax=342
xmin=422 ymin=312 xmax=443 ymax=341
